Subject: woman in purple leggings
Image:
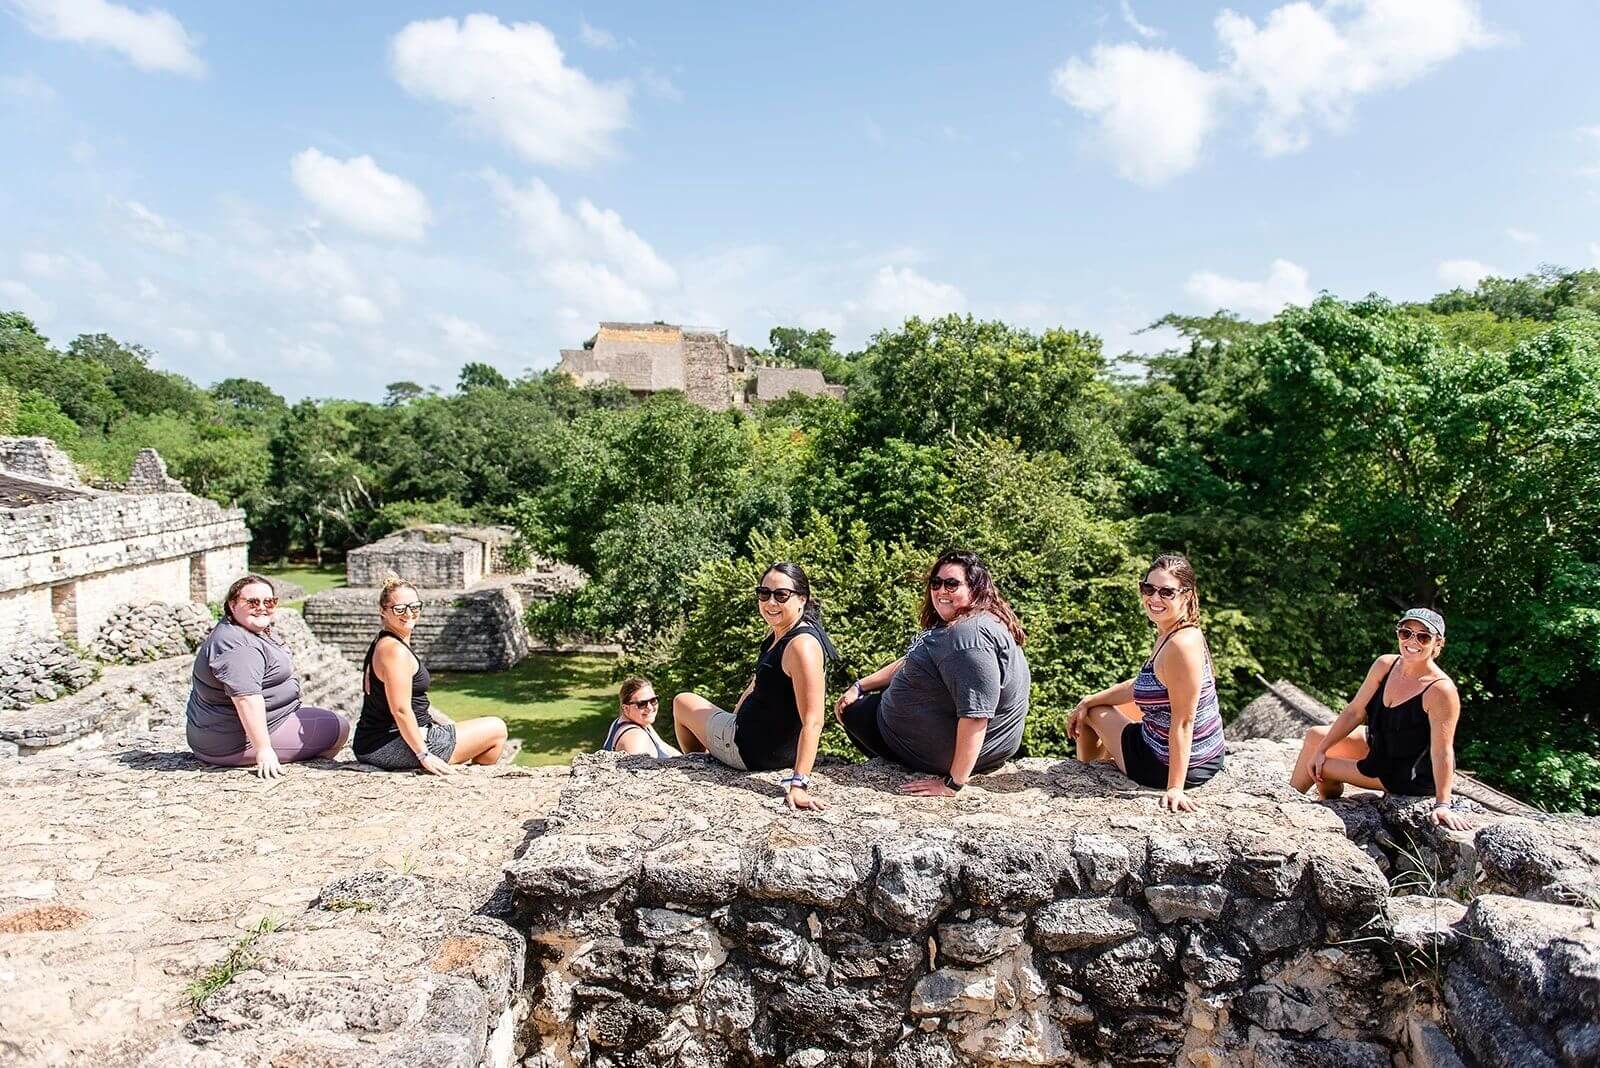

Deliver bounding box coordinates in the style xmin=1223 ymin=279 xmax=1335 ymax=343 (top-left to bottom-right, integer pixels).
xmin=185 ymin=574 xmax=350 ymax=778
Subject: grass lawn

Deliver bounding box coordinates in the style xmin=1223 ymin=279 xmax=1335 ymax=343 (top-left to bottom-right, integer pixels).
xmin=431 ymin=654 xmax=620 ymax=767
xmin=254 ymin=562 xmax=346 ymax=612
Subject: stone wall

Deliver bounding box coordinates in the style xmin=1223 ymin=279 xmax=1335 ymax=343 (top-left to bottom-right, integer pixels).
xmin=0 ymin=437 xmax=83 ymax=485
xmin=0 ymin=491 xmax=250 ymax=645
xmin=347 ymin=530 xmax=485 ymax=591
xmin=89 ymin=601 xmax=215 ymax=663
xmin=303 ymin=585 xmax=529 ymax=672
xmin=0 ymin=635 xmax=97 ymax=711
xmin=507 ymin=752 xmax=1415 ymax=1067
xmin=682 ymin=330 xmax=735 ymax=411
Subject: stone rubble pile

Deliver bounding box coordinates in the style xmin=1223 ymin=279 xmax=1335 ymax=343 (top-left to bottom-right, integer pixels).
xmin=0 ymin=635 xmax=98 ymax=711
xmin=89 ymin=600 xmax=216 ymax=663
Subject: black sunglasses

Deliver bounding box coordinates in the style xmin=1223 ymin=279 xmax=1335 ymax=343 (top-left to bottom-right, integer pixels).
xmin=755 ymin=586 xmax=798 ymax=604
xmin=627 ymin=696 xmax=660 ymax=709
xmin=1396 ymin=626 xmax=1435 ymax=644
xmin=387 ymin=602 xmax=424 ymax=617
xmin=928 ymin=576 xmax=966 ymax=592
xmin=1138 ymin=581 xmax=1187 ymax=601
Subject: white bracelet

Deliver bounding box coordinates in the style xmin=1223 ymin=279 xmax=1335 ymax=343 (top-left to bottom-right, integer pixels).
xmin=780 ymin=774 xmax=809 ymax=789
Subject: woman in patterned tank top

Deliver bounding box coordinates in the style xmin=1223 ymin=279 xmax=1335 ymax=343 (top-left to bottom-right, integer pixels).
xmin=1067 ymin=553 xmax=1227 ymax=812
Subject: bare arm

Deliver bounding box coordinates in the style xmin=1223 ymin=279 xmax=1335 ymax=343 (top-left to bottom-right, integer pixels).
xmin=372 ymin=643 xmax=449 ymax=774
xmin=230 ymin=693 xmax=273 ymax=753
xmin=1156 ymin=632 xmax=1205 ymax=802
xmin=1424 ymin=681 xmax=1467 ymax=826
xmin=783 ymin=635 xmax=828 ymax=810
xmin=948 ymin=717 xmax=988 ymax=786
xmin=614 ymin=726 xmax=656 ymax=756
xmin=836 ymin=657 xmax=905 ymax=713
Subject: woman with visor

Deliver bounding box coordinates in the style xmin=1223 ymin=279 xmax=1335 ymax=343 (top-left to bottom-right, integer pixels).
xmin=672 ymin=562 xmax=837 ymax=811
xmin=1289 ymin=608 xmax=1471 ymax=830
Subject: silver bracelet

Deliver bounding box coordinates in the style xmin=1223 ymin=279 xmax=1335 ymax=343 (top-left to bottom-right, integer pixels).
xmin=780 ymin=774 xmax=810 ymax=789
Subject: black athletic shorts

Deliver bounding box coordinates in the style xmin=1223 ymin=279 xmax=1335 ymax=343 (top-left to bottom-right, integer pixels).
xmin=1121 ymin=721 xmax=1223 ymax=789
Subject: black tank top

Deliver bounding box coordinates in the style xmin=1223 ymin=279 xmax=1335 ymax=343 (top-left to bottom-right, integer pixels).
xmin=1363 ymin=660 xmax=1438 ymax=790
xmin=354 ymin=632 xmax=434 ymax=755
xmin=732 ymin=620 xmax=827 ymax=772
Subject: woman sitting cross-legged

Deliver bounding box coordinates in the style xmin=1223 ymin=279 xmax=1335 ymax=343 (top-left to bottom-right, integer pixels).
xmin=1289 ymin=608 xmax=1471 ymax=830
xmin=1068 ymin=553 xmax=1226 ymax=813
xmin=602 ymin=676 xmax=680 ymax=759
xmin=353 ymin=575 xmax=509 ymax=774
xmin=673 ymin=562 xmax=837 ymax=811
xmin=187 ymin=574 xmax=351 ymax=779
xmin=834 ymin=550 xmax=1031 ymax=797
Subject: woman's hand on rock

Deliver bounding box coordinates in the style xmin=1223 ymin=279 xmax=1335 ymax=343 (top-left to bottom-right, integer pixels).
xmin=900 ymin=776 xmax=956 ymax=798
xmin=786 ymin=785 xmax=826 ymax=811
xmin=253 ymin=748 xmax=282 ymax=780
xmin=1431 ymin=805 xmax=1472 ymax=831
xmin=1158 ymin=787 xmax=1196 ymax=813
xmin=419 ymin=753 xmax=454 ymax=777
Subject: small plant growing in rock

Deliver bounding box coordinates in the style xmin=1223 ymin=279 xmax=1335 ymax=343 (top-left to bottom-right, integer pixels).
xmin=184 ymin=915 xmax=278 ymax=1008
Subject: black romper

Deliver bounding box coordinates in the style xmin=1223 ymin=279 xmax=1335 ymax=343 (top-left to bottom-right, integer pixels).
xmin=731 ymin=620 xmax=828 ymax=772
xmin=1356 ymin=660 xmax=1440 ymax=796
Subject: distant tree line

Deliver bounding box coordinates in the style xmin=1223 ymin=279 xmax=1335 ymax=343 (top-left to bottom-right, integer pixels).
xmin=3 ymin=267 xmax=1596 ymax=812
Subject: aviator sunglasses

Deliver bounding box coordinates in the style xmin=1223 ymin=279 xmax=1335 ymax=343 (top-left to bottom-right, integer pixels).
xmin=238 ymin=596 xmax=278 ymax=610
xmin=928 ymin=576 xmax=966 ymax=592
xmin=1138 ymin=581 xmax=1188 ymax=601
xmin=754 ymin=586 xmax=798 ymax=604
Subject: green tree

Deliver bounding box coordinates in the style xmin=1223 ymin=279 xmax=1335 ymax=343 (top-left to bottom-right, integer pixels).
xmin=211 ymin=378 xmax=286 ymax=429
xmin=457 ymin=362 xmax=509 ymax=392
xmin=383 ymin=380 xmax=425 ymax=407
xmin=68 ymin=333 xmax=207 ymax=417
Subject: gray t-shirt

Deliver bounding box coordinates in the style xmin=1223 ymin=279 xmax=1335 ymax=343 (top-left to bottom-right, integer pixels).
xmin=186 ymin=619 xmax=302 ymax=757
xmin=877 ymin=612 xmax=1031 ymax=775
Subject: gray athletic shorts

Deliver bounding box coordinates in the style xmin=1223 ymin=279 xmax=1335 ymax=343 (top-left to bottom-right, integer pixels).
xmin=356 ymin=721 xmax=457 ymax=771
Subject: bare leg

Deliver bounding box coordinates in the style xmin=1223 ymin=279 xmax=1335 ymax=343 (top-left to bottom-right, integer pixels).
xmin=1083 ymin=705 xmax=1137 ymax=774
xmin=672 ymin=693 xmax=717 ymax=754
xmin=449 ymin=717 xmax=508 ymax=765
xmin=1290 ymin=726 xmax=1371 ymax=798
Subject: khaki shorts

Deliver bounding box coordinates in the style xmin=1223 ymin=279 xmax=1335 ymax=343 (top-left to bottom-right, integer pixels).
xmin=701 ymin=707 xmax=746 ymax=770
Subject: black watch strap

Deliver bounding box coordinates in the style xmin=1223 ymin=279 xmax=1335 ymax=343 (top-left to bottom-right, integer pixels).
xmin=943 ymin=774 xmax=964 ymax=792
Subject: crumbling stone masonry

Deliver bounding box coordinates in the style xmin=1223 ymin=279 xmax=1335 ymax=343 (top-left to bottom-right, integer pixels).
xmin=0 ymin=438 xmax=249 ymax=648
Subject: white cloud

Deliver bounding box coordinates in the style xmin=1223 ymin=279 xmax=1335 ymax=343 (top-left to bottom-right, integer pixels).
xmin=484 ymin=170 xmax=677 ymax=319
xmin=639 ymin=68 xmax=683 ymax=102
xmin=578 ymin=18 xmax=618 ymax=50
xmin=1217 ymin=0 xmax=1497 ymax=155
xmin=8 ymin=0 xmax=205 ymax=76
xmin=337 ymin=293 xmax=383 ymax=325
xmin=1055 ymin=0 xmax=1496 ymax=182
xmin=1505 ymin=227 xmax=1537 ymax=244
xmin=1185 ymin=258 xmax=1313 ymax=318
xmin=1436 ymin=258 xmax=1499 ymax=289
xmin=1119 ymin=0 xmax=1161 ymax=39
xmin=0 ymin=279 xmax=54 ymax=321
xmin=390 ymin=14 xmax=630 ymax=168
xmin=862 ymin=116 xmax=884 ymax=144
xmin=861 ymin=265 xmax=967 ymax=322
xmin=1589 ymin=242 xmax=1600 ymax=268
xmin=279 ymin=340 xmax=334 ymax=373
xmin=21 ymin=250 xmax=105 ymax=282
xmin=121 ymin=199 xmax=188 ymax=252
xmin=1052 ymin=43 xmax=1223 ymax=185
xmin=434 ymin=314 xmax=497 ymax=353
xmin=0 ymin=72 xmax=56 ymax=100
xmin=289 ymin=149 xmax=432 ymax=243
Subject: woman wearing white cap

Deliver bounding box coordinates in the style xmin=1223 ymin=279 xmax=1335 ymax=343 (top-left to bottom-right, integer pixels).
xmin=1289 ymin=608 xmax=1471 ymax=829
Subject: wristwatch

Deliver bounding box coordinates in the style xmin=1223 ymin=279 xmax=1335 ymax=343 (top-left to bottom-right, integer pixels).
xmin=415 ymin=749 xmax=431 ymax=763
xmin=782 ymin=774 xmax=810 ymax=790
xmin=943 ymin=774 xmax=965 ymax=793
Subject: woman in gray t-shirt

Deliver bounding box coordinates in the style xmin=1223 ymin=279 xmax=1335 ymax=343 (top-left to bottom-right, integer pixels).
xmin=834 ymin=550 xmax=1030 ymax=796
xmin=186 ymin=575 xmax=350 ymax=778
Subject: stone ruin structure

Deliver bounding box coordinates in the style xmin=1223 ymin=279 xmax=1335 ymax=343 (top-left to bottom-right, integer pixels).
xmin=302 ymin=525 xmax=587 ymax=672
xmin=556 ymin=321 xmax=844 ymax=410
xmin=0 ymin=438 xmax=249 ymax=649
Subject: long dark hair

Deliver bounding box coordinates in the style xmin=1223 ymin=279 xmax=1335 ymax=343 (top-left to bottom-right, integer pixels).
xmin=763 ymin=561 xmax=839 ymax=662
xmin=919 ymin=550 xmax=1026 ymax=646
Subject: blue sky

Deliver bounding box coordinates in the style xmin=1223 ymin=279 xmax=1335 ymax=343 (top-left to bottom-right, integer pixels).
xmin=3 ymin=0 xmax=1598 ymax=402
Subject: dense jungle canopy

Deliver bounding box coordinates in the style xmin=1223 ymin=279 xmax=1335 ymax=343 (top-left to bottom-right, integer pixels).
xmin=3 ymin=267 xmax=1597 ymax=812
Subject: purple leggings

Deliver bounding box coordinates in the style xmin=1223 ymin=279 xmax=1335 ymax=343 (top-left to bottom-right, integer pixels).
xmin=193 ymin=705 xmax=348 ymax=766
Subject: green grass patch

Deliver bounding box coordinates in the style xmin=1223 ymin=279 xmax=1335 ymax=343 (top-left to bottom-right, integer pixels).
xmin=185 ymin=916 xmax=279 ymax=1008
xmin=253 ymin=562 xmax=346 ymax=612
xmin=431 ymin=654 xmax=620 ymax=766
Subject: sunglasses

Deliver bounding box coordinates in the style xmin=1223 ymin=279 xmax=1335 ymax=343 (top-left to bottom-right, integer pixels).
xmin=755 ymin=586 xmax=798 ymax=604
xmin=387 ymin=602 xmax=424 ymax=617
xmin=627 ymin=696 xmax=660 ymax=709
xmin=238 ymin=597 xmax=278 ymax=610
xmin=928 ymin=576 xmax=966 ymax=592
xmin=1396 ymin=626 xmax=1435 ymax=644
xmin=1138 ymin=581 xmax=1187 ymax=601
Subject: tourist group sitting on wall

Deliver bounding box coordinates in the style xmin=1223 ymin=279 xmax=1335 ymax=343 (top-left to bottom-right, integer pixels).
xmin=185 ymin=551 xmax=1471 ymax=829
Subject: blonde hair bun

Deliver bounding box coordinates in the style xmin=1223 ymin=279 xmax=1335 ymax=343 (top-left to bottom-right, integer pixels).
xmin=378 ymin=572 xmax=413 ymax=608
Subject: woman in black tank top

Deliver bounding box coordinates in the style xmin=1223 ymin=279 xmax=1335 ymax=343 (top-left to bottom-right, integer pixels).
xmin=1288 ymin=608 xmax=1472 ymax=830
xmin=673 ymin=562 xmax=838 ymax=810
xmin=354 ymin=577 xmax=509 ymax=774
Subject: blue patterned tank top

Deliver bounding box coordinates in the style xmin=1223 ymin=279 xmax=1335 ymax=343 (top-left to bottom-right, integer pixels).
xmin=1133 ymin=625 xmax=1226 ymax=766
